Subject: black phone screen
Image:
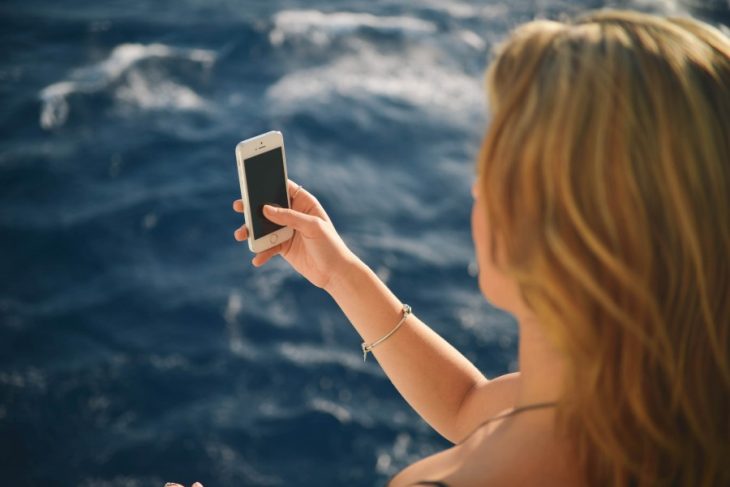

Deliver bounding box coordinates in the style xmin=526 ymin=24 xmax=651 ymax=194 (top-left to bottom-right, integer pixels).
xmin=244 ymin=147 xmax=289 ymax=239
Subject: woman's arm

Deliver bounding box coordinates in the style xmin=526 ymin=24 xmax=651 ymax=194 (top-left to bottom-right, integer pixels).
xmin=325 ymin=257 xmax=519 ymax=443
xmin=234 ymin=182 xmax=518 ymax=443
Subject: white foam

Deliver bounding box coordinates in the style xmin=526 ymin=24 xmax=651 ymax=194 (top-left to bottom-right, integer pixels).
xmin=375 ymin=432 xmax=414 ymax=475
xmin=202 ymin=441 xmax=282 ymax=485
xmin=458 ymin=29 xmax=487 ymax=50
xmin=148 ymin=353 xmax=189 ymax=371
xmin=269 ymin=9 xmax=436 ymax=46
xmin=419 ymin=0 xmax=479 ymax=18
xmin=310 ymin=397 xmax=352 ymax=423
xmin=417 ymin=0 xmax=510 ymax=20
xmin=224 ymin=291 xmax=243 ymax=325
xmin=623 ymin=0 xmax=685 ymax=14
xmin=0 ymin=367 xmax=46 ymax=390
xmin=115 ymin=69 xmax=206 ymax=111
xmin=356 ymin=230 xmax=472 ymax=267
xmin=266 ymin=44 xmax=483 ymax=124
xmin=224 ymin=291 xmax=258 ymax=360
xmin=278 ymin=342 xmax=371 ymax=373
xmin=39 ymin=43 xmax=215 ymax=129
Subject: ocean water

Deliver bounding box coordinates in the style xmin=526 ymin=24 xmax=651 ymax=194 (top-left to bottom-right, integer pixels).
xmin=0 ymin=1 xmax=725 ymax=486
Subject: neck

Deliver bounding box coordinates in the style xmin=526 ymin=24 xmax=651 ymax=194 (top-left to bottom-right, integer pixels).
xmin=515 ymin=316 xmax=564 ymax=407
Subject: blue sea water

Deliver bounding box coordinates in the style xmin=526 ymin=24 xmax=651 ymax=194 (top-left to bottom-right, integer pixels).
xmin=0 ymin=1 xmax=726 ymax=486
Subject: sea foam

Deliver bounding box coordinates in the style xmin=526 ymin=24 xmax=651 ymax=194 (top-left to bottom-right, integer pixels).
xmin=39 ymin=43 xmax=215 ymax=130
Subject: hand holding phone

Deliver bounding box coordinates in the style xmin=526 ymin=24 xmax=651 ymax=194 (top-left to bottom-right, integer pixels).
xmin=235 ymin=131 xmax=294 ymax=253
xmin=232 ymin=180 xmax=358 ymax=290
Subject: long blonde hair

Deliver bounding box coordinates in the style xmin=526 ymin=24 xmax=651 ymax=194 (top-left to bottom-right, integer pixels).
xmin=479 ymin=10 xmax=730 ymax=486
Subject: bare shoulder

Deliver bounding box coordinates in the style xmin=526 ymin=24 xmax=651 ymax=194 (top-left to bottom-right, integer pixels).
xmin=453 ymin=372 xmax=521 ymax=443
xmin=449 ymin=407 xmax=581 ymax=486
xmin=390 ymin=407 xmax=582 ymax=487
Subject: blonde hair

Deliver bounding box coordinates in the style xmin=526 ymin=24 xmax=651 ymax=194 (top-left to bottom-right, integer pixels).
xmin=479 ymin=10 xmax=730 ymax=486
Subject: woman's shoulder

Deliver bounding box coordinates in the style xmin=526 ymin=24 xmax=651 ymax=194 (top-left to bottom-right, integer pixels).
xmin=446 ymin=406 xmax=580 ymax=486
xmin=390 ymin=406 xmax=581 ymax=487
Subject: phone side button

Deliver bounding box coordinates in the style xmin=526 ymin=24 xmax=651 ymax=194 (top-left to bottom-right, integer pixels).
xmin=269 ymin=234 xmax=279 ymax=244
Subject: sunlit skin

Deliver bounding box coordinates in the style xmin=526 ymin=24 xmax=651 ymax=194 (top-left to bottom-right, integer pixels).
xmin=227 ymin=180 xmax=573 ymax=486
xmin=169 ymin=177 xmax=575 ymax=486
xmin=232 ymin=179 xmax=356 ymax=287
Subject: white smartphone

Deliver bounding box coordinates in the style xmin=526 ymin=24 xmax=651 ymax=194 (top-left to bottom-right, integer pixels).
xmin=235 ymin=130 xmax=294 ymax=253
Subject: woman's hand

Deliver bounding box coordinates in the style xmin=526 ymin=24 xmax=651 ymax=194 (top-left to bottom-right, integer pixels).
xmin=233 ymin=180 xmax=358 ymax=290
xmin=164 ymin=482 xmax=203 ymax=487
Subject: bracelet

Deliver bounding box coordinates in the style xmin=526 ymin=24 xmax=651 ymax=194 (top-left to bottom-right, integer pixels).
xmin=361 ymin=304 xmax=412 ymax=362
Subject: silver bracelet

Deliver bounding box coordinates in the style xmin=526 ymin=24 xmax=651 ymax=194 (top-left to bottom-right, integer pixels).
xmin=361 ymin=304 xmax=412 ymax=362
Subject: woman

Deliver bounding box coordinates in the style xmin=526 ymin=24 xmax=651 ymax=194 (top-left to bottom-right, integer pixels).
xmin=171 ymin=8 xmax=730 ymax=487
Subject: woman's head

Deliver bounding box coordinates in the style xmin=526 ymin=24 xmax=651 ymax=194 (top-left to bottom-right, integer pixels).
xmin=475 ymin=9 xmax=730 ymax=486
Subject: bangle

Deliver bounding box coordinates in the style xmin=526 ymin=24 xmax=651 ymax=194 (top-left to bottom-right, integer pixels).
xmin=361 ymin=304 xmax=412 ymax=362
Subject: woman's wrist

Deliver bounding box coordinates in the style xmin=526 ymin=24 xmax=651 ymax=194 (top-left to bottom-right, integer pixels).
xmin=323 ymin=252 xmax=405 ymax=348
xmin=324 ymin=251 xmax=369 ymax=298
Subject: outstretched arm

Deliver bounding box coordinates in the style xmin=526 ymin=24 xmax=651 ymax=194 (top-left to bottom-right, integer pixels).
xmin=233 ymin=182 xmax=518 ymax=443
xmin=324 ymin=257 xmax=520 ymax=443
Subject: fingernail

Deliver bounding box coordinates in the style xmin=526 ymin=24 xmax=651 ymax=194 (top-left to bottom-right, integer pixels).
xmin=263 ymin=205 xmax=277 ymax=214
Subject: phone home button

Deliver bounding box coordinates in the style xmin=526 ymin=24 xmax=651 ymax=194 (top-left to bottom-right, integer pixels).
xmin=269 ymin=234 xmax=279 ymax=244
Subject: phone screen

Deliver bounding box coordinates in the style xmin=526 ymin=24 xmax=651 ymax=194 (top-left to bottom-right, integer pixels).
xmin=244 ymin=147 xmax=289 ymax=239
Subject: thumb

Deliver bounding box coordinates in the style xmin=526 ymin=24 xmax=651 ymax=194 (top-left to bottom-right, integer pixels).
xmin=263 ymin=205 xmax=319 ymax=236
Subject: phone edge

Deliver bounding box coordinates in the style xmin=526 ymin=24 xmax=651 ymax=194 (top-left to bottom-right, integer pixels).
xmin=235 ymin=131 xmax=293 ymax=253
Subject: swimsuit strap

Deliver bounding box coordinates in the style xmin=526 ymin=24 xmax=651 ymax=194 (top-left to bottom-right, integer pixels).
xmin=483 ymin=401 xmax=558 ymax=424
xmin=404 ymin=401 xmax=559 ymax=487
xmin=458 ymin=400 xmax=558 ymax=446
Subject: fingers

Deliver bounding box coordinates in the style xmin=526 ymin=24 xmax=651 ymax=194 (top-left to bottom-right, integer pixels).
xmin=263 ymin=205 xmax=319 ymax=236
xmin=234 ymin=179 xmax=299 ymax=212
xmin=193 ymin=483 xmax=204 ymax=487
xmin=164 ymin=484 xmax=183 ymax=487
xmin=234 ymin=224 xmax=248 ymax=241
xmin=287 ymin=179 xmax=302 ymax=199
xmin=234 ymin=179 xmax=316 ymax=218
xmin=252 ymin=243 xmax=283 ymax=267
xmin=233 ymin=199 xmax=247 ymax=241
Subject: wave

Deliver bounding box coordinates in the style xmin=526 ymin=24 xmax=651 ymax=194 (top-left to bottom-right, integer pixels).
xmin=0 ymin=367 xmax=47 ymax=391
xmin=39 ymin=43 xmax=215 ymax=129
xmin=309 ymin=397 xmax=352 ymax=424
xmin=264 ymin=8 xmax=486 ymax=128
xmin=269 ymin=9 xmax=437 ymax=46
xmin=265 ymin=44 xmax=483 ymax=124
xmin=277 ymin=342 xmax=372 ymax=374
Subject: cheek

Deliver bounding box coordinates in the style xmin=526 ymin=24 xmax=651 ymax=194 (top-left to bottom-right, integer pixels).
xmin=471 ymin=200 xmax=516 ymax=310
xmin=471 ymin=200 xmax=495 ymax=294
xmin=471 ymin=201 xmax=488 ymax=276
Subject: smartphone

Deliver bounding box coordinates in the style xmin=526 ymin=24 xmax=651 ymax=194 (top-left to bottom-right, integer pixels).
xmin=235 ymin=130 xmax=294 ymax=253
